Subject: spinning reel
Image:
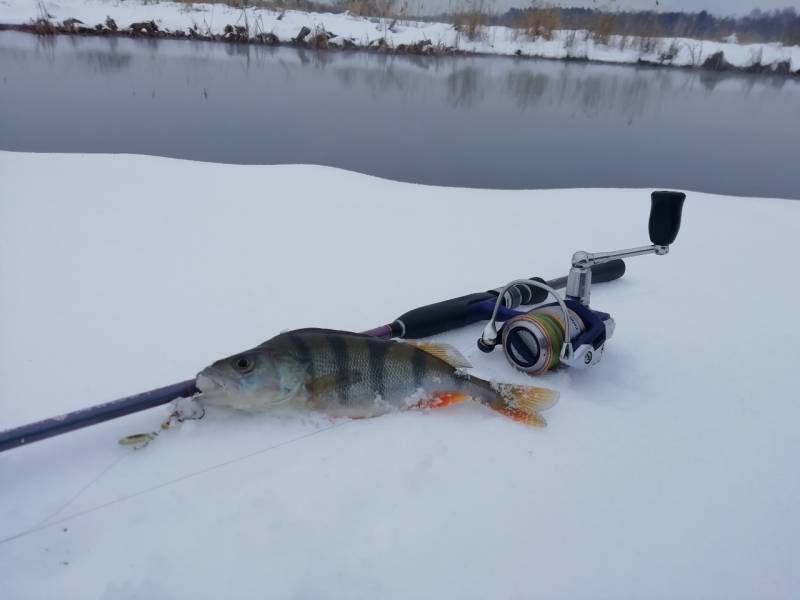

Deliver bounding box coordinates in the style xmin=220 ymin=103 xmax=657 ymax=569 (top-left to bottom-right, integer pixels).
xmin=477 ymin=191 xmax=686 ymax=376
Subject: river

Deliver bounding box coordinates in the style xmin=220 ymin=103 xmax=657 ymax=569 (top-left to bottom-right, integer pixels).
xmin=2 ymin=31 xmax=798 ymax=198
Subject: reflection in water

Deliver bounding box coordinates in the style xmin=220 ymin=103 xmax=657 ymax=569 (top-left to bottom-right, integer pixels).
xmin=505 ymin=71 xmax=550 ymax=109
xmin=1 ymin=31 xmax=798 ymax=198
xmin=447 ymin=67 xmax=482 ymax=108
xmin=76 ymin=50 xmax=133 ymax=73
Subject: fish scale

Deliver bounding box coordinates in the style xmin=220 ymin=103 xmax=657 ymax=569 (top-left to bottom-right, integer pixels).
xmin=273 ymin=329 xmax=445 ymax=410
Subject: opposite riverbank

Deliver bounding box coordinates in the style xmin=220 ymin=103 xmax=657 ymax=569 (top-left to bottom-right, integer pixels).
xmin=1 ymin=0 xmax=798 ymax=76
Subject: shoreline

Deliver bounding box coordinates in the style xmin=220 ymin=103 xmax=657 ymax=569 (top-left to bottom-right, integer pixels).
xmin=2 ymin=21 xmax=798 ymax=79
xmin=1 ymin=0 xmax=798 ymax=78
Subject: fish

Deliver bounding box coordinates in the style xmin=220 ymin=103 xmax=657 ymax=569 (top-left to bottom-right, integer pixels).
xmin=195 ymin=328 xmax=559 ymax=427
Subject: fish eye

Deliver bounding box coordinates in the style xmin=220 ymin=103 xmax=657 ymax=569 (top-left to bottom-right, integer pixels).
xmin=232 ymin=355 xmax=255 ymax=374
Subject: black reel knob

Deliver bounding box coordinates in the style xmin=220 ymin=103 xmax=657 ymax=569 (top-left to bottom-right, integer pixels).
xmin=649 ymin=191 xmax=686 ymax=246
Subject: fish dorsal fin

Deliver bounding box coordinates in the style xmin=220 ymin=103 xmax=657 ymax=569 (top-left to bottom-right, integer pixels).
xmin=259 ymin=328 xmax=373 ymax=347
xmin=406 ymin=342 xmax=473 ymax=369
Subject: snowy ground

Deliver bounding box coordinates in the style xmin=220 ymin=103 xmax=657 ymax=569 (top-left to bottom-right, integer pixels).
xmin=0 ymin=151 xmax=799 ymax=599
xmin=2 ymin=0 xmax=799 ymax=71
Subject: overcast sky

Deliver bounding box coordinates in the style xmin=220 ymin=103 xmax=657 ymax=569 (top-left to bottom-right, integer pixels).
xmin=398 ymin=0 xmax=800 ymax=17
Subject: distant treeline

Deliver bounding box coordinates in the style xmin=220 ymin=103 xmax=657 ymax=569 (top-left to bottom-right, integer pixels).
xmin=495 ymin=7 xmax=800 ymax=45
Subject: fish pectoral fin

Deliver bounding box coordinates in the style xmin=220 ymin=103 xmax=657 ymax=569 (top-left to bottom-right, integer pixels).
xmin=276 ymin=378 xmax=306 ymax=405
xmin=405 ymin=342 xmax=473 ymax=369
xmin=306 ymin=372 xmax=365 ymax=396
xmin=413 ymin=392 xmax=470 ymax=410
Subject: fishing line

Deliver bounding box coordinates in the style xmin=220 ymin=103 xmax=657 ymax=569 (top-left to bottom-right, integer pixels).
xmin=0 ymin=420 xmax=348 ymax=547
xmin=25 ymin=451 xmax=131 ymax=534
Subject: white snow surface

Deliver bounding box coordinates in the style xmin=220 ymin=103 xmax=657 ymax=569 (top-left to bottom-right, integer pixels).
xmin=2 ymin=0 xmax=799 ymax=70
xmin=0 ymin=151 xmax=799 ymax=598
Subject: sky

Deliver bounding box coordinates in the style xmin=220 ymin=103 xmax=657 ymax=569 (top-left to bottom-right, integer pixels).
xmin=396 ymin=0 xmax=800 ymax=17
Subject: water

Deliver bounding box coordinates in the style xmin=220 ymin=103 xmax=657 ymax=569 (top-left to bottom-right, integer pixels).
xmin=2 ymin=32 xmax=799 ymax=198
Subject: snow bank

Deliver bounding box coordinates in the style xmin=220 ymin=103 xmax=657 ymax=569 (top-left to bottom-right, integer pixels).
xmin=2 ymin=0 xmax=798 ymax=72
xmin=0 ymin=151 xmax=798 ymax=598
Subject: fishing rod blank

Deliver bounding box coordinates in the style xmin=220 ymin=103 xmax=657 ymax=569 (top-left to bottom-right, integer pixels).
xmin=0 ymin=380 xmax=198 ymax=453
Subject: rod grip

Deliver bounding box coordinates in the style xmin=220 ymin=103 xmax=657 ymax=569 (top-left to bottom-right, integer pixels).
xmin=395 ymin=292 xmax=495 ymax=339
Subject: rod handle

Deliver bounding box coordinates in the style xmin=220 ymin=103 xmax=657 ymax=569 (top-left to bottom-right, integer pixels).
xmin=395 ymin=292 xmax=495 ymax=339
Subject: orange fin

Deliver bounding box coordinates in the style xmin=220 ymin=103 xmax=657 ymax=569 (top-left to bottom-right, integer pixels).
xmin=415 ymin=392 xmax=470 ymax=410
xmin=405 ymin=342 xmax=472 ymax=369
xmin=490 ymin=382 xmax=559 ymax=412
xmin=477 ymin=381 xmax=559 ymax=428
xmin=491 ymin=406 xmax=548 ymax=428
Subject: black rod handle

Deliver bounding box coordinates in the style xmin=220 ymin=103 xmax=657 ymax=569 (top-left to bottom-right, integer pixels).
xmin=395 ymin=292 xmax=494 ymax=339
xmin=649 ymin=191 xmax=686 ymax=246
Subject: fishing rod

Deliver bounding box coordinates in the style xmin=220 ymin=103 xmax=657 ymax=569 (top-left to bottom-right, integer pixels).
xmin=0 ymin=263 xmax=622 ymax=452
xmin=0 ymin=190 xmax=684 ymax=453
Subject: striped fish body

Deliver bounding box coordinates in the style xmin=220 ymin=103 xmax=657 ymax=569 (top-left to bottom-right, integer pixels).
xmin=196 ymin=328 xmax=558 ymax=426
xmin=269 ymin=329 xmax=474 ymax=417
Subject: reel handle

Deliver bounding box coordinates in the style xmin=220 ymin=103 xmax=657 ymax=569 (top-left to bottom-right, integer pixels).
xmin=540 ymin=260 xmax=626 ymax=306
xmin=521 ymin=260 xmax=625 ymax=304
xmin=649 ymin=191 xmax=686 ymax=246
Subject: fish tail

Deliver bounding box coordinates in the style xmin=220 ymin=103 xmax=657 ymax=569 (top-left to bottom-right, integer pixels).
xmin=470 ymin=378 xmax=559 ymax=428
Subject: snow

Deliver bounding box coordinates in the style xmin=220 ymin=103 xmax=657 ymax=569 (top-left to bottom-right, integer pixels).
xmin=0 ymin=151 xmax=799 ymax=598
xmin=2 ymin=0 xmax=799 ymax=71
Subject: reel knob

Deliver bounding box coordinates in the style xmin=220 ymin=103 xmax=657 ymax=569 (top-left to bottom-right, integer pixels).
xmin=649 ymin=191 xmax=686 ymax=246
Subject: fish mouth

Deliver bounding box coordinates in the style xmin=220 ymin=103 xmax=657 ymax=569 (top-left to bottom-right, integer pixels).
xmin=196 ymin=373 xmax=224 ymax=394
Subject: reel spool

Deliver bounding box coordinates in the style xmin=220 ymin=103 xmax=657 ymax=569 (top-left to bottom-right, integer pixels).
xmin=502 ymin=308 xmax=577 ymax=376
xmin=500 ymin=303 xmax=614 ymax=375
xmin=479 ymin=281 xmax=614 ymax=376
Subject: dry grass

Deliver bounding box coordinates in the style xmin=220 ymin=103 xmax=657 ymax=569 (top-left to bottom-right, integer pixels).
xmin=587 ymin=11 xmax=615 ymax=45
xmin=637 ymin=36 xmax=659 ymax=55
xmin=563 ymin=29 xmax=577 ymax=52
xmin=171 ymin=0 xmax=404 ymax=18
xmin=507 ymin=4 xmax=700 ymax=51
xmin=453 ymin=0 xmax=489 ymax=42
xmin=335 ymin=0 xmax=398 ymax=18
xmin=172 ymin=0 xmax=333 ymax=11
xmin=512 ymin=1 xmax=560 ymax=40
